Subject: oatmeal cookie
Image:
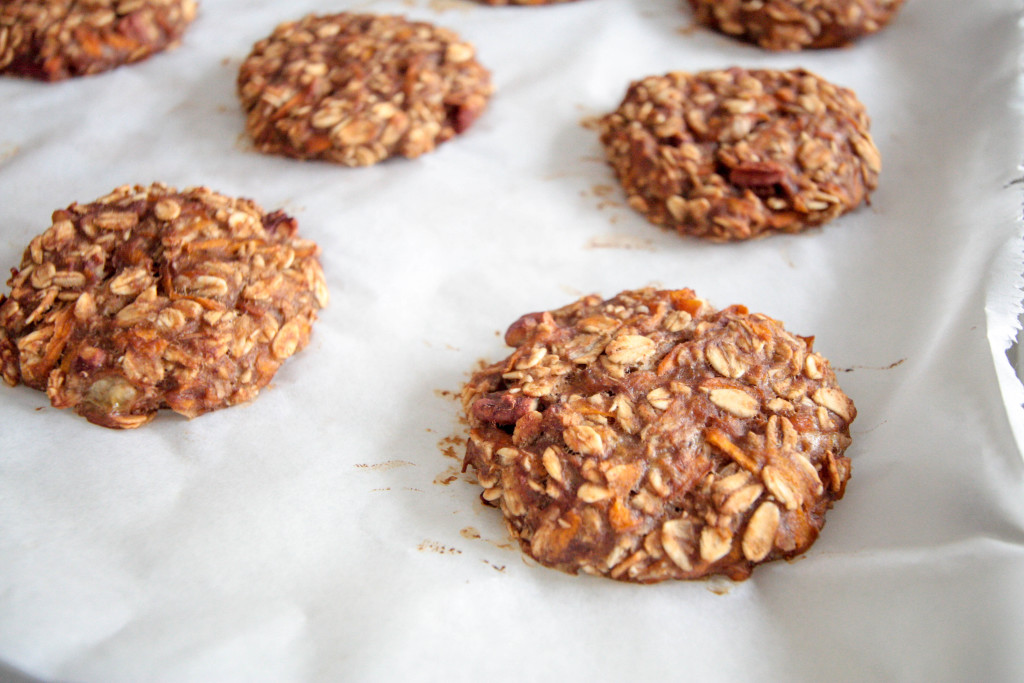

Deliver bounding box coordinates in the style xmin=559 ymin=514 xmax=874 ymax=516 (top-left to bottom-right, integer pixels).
xmin=599 ymin=67 xmax=880 ymax=241
xmin=237 ymin=12 xmax=492 ymax=167
xmin=0 ymin=183 xmax=329 ymax=429
xmin=687 ymin=0 xmax=906 ymax=51
xmin=0 ymin=0 xmax=198 ymax=81
xmin=461 ymin=288 xmax=855 ymax=582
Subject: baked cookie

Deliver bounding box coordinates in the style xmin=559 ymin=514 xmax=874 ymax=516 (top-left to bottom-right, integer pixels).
xmin=237 ymin=13 xmax=493 ymax=167
xmin=686 ymin=0 xmax=906 ymax=51
xmin=0 ymin=183 xmax=328 ymax=429
xmin=462 ymin=288 xmax=855 ymax=582
xmin=0 ymin=0 xmax=198 ymax=81
xmin=599 ymin=67 xmax=880 ymax=241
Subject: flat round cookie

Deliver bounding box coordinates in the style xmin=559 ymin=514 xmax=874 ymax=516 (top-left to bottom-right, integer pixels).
xmin=0 ymin=183 xmax=329 ymax=429
xmin=686 ymin=0 xmax=906 ymax=51
xmin=0 ymin=0 xmax=198 ymax=81
xmin=599 ymin=68 xmax=880 ymax=241
xmin=461 ymin=288 xmax=855 ymax=582
xmin=237 ymin=13 xmax=493 ymax=167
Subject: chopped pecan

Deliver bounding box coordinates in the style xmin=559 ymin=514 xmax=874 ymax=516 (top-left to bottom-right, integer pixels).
xmin=729 ymin=161 xmax=787 ymax=191
xmin=504 ymin=311 xmax=551 ymax=347
xmin=471 ymin=392 xmax=537 ymax=425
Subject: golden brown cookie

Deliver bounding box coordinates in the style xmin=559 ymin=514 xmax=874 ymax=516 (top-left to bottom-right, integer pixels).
xmin=686 ymin=0 xmax=906 ymax=51
xmin=0 ymin=0 xmax=198 ymax=81
xmin=0 ymin=183 xmax=328 ymax=429
xmin=599 ymin=67 xmax=880 ymax=241
xmin=462 ymin=288 xmax=855 ymax=582
xmin=237 ymin=12 xmax=493 ymax=167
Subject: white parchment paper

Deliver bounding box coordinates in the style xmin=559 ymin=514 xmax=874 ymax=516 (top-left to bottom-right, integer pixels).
xmin=2 ymin=0 xmax=1024 ymax=680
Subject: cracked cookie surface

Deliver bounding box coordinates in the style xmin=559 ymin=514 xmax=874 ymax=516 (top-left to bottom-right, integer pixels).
xmin=599 ymin=67 xmax=880 ymax=241
xmin=238 ymin=12 xmax=492 ymax=167
xmin=0 ymin=0 xmax=197 ymax=81
xmin=686 ymin=0 xmax=906 ymax=51
xmin=462 ymin=288 xmax=855 ymax=582
xmin=0 ymin=183 xmax=328 ymax=429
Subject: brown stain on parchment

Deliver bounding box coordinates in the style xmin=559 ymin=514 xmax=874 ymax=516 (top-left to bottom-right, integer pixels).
xmin=0 ymin=144 xmax=20 ymax=164
xmin=586 ymin=234 xmax=656 ymax=251
xmin=462 ymin=528 xmax=512 ymax=571
xmin=437 ymin=433 xmax=463 ymax=461
xmin=580 ymin=183 xmax=625 ymax=212
xmin=837 ymin=358 xmax=906 ymax=373
xmin=677 ymin=21 xmax=701 ymax=37
xmin=354 ymin=460 xmax=416 ymax=471
xmin=434 ymin=465 xmax=462 ymax=486
xmin=435 ymin=382 xmax=469 ymax=470
xmin=418 ymin=540 xmax=462 ymax=555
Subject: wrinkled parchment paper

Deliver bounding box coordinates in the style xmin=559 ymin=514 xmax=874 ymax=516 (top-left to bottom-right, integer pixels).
xmin=2 ymin=0 xmax=1024 ymax=680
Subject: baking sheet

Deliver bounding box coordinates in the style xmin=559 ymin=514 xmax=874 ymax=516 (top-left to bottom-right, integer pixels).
xmin=2 ymin=0 xmax=1024 ymax=680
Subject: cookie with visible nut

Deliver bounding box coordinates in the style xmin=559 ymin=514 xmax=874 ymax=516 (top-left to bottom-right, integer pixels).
xmin=237 ymin=12 xmax=493 ymax=167
xmin=461 ymin=288 xmax=855 ymax=582
xmin=0 ymin=183 xmax=328 ymax=429
xmin=0 ymin=0 xmax=198 ymax=81
xmin=687 ymin=0 xmax=906 ymax=51
xmin=599 ymin=67 xmax=880 ymax=241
